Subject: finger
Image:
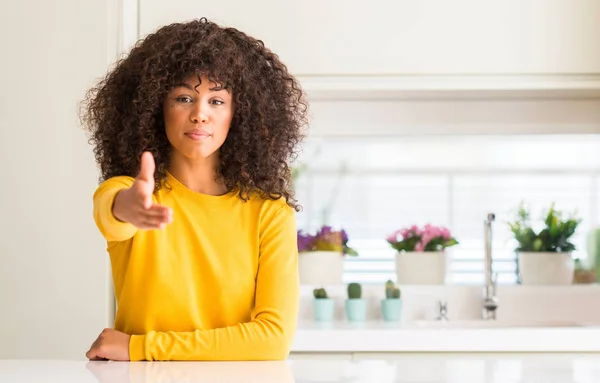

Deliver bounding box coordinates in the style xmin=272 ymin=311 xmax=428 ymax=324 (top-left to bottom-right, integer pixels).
xmin=86 ymin=348 xmax=97 ymax=360
xmin=137 ymin=152 xmax=155 ymax=209
xmin=139 ymin=219 xmax=168 ymax=230
xmin=145 ymin=205 xmax=173 ymax=222
xmin=135 ymin=206 xmax=171 ymax=226
xmin=138 ymin=152 xmax=155 ymax=183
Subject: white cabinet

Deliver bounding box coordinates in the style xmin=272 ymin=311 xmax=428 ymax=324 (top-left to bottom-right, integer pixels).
xmin=139 ymin=0 xmax=600 ymax=76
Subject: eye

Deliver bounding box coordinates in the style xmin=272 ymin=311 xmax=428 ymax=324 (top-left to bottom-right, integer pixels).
xmin=176 ymin=96 xmax=193 ymax=103
xmin=210 ymin=99 xmax=224 ymax=106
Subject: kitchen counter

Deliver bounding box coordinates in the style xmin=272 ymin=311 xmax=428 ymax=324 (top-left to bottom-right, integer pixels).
xmin=2 ymin=354 xmax=600 ymax=382
xmin=291 ymin=320 xmax=600 ymax=352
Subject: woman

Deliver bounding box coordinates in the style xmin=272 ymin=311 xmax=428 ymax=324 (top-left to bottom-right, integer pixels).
xmin=80 ymin=17 xmax=308 ymax=361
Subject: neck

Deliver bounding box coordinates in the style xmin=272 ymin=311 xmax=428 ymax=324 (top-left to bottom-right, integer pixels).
xmin=168 ymin=151 xmax=228 ymax=196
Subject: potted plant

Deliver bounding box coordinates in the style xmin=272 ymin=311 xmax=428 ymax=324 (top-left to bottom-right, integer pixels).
xmin=345 ymin=282 xmax=366 ymax=322
xmin=381 ymin=280 xmax=402 ymax=322
xmin=297 ymin=226 xmax=358 ymax=285
xmin=313 ymin=287 xmax=335 ymax=321
xmin=508 ymin=202 xmax=581 ymax=285
xmin=386 ymin=224 xmax=458 ymax=285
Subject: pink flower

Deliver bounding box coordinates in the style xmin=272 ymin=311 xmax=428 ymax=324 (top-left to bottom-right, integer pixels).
xmin=410 ymin=225 xmax=422 ymax=236
xmin=415 ymin=241 xmax=425 ymax=252
xmin=386 ymin=230 xmax=400 ymax=243
xmin=440 ymin=227 xmax=451 ymax=240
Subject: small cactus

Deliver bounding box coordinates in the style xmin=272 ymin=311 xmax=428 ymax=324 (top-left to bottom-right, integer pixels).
xmin=385 ymin=279 xmax=401 ymax=299
xmin=347 ymin=283 xmax=362 ymax=299
xmin=313 ymin=287 xmax=328 ymax=299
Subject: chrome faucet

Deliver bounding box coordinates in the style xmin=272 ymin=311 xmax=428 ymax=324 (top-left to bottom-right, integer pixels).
xmin=435 ymin=300 xmax=449 ymax=321
xmin=483 ymin=213 xmax=498 ymax=320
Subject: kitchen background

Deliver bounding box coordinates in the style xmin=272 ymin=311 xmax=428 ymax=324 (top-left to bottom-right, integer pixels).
xmin=1 ymin=0 xmax=600 ymax=360
xmin=294 ymin=134 xmax=600 ymax=285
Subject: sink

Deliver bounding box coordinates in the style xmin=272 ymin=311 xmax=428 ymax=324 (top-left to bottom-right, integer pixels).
xmin=414 ymin=320 xmax=588 ymax=329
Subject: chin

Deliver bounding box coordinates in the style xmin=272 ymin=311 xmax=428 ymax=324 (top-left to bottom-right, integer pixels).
xmin=185 ymin=148 xmax=219 ymax=160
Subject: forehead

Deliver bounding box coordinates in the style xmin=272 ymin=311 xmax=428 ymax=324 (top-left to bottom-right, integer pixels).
xmin=178 ymin=73 xmax=226 ymax=90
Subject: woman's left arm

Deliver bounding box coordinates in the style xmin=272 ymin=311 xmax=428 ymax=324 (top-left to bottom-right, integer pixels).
xmin=129 ymin=204 xmax=299 ymax=361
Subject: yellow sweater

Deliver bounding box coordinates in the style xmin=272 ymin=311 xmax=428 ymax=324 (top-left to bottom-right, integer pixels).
xmin=92 ymin=172 xmax=299 ymax=361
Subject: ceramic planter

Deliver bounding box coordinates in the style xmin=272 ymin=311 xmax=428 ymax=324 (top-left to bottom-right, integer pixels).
xmin=381 ymin=299 xmax=403 ymax=321
xmin=395 ymin=251 xmax=447 ymax=285
xmin=345 ymin=299 xmax=367 ymax=322
xmin=518 ymin=251 xmax=574 ymax=285
xmin=298 ymin=251 xmax=344 ymax=285
xmin=313 ymin=298 xmax=335 ymax=321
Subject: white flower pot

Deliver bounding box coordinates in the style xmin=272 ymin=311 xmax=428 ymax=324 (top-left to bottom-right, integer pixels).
xmin=298 ymin=251 xmax=343 ymax=285
xmin=518 ymin=251 xmax=574 ymax=285
xmin=395 ymin=251 xmax=447 ymax=285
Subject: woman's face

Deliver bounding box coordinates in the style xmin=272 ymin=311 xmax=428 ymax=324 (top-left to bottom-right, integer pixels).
xmin=162 ymin=74 xmax=233 ymax=161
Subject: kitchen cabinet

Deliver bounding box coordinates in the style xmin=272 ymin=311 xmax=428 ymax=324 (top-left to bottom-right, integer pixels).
xmin=138 ymin=0 xmax=600 ymax=80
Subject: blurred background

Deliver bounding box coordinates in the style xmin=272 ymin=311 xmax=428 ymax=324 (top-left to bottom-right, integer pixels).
xmin=1 ymin=0 xmax=599 ymax=360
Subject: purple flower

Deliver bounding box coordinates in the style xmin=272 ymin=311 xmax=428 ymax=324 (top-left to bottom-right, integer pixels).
xmin=341 ymin=229 xmax=349 ymax=244
xmin=297 ymin=230 xmax=315 ymax=252
xmin=297 ymin=226 xmax=358 ymax=256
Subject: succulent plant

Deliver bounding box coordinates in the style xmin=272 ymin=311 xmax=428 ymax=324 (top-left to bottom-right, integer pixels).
xmin=385 ymin=279 xmax=401 ymax=299
xmin=313 ymin=288 xmax=328 ymax=299
xmin=347 ymin=283 xmax=362 ymax=299
xmin=508 ymin=202 xmax=581 ymax=252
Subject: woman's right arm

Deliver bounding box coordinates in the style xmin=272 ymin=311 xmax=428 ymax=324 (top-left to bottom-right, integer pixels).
xmin=93 ymin=152 xmax=172 ymax=242
xmin=93 ymin=176 xmax=138 ymax=242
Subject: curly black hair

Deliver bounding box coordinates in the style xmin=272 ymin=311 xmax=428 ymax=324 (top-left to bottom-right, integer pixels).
xmin=80 ymin=18 xmax=308 ymax=211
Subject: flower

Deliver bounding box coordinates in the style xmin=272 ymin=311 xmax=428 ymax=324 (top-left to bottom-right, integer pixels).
xmin=297 ymin=230 xmax=315 ymax=252
xmin=297 ymin=225 xmax=358 ymax=256
xmin=386 ymin=224 xmax=459 ymax=252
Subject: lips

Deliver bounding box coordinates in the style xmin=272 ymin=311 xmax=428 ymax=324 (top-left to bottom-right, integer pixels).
xmin=184 ymin=129 xmax=211 ymax=141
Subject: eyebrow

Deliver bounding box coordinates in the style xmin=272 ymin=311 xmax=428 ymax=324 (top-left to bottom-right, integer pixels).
xmin=173 ymin=82 xmax=226 ymax=92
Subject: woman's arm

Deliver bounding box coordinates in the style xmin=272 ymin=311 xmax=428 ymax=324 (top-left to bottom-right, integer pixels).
xmin=93 ymin=153 xmax=172 ymax=242
xmin=93 ymin=176 xmax=139 ymax=242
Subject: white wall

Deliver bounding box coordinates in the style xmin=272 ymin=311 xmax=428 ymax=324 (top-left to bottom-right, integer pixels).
xmin=0 ymin=1 xmax=117 ymax=359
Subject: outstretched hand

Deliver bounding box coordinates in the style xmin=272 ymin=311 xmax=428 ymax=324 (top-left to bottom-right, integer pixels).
xmin=112 ymin=151 xmax=173 ymax=229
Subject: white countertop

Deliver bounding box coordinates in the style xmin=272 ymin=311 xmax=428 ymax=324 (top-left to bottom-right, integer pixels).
xmin=2 ymin=354 xmax=600 ymax=382
xmin=291 ymin=320 xmax=600 ymax=352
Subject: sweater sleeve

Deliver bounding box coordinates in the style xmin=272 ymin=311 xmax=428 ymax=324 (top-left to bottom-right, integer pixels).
xmin=128 ymin=204 xmax=300 ymax=361
xmin=93 ymin=176 xmax=139 ymax=242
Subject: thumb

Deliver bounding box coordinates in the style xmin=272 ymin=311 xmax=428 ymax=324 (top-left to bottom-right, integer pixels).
xmin=138 ymin=151 xmax=155 ymax=183
xmin=137 ymin=152 xmax=155 ymax=209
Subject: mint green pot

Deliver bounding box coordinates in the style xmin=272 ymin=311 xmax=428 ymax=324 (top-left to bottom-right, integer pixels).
xmin=345 ymin=299 xmax=367 ymax=322
xmin=381 ymin=299 xmax=403 ymax=322
xmin=313 ymin=298 xmax=335 ymax=321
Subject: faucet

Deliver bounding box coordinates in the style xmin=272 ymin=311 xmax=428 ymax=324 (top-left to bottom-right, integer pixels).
xmin=435 ymin=300 xmax=449 ymax=321
xmin=483 ymin=213 xmax=498 ymax=320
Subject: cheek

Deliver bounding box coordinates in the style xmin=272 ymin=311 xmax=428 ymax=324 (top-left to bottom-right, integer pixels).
xmin=163 ymin=104 xmax=184 ymax=132
xmin=215 ymin=113 xmax=233 ymax=138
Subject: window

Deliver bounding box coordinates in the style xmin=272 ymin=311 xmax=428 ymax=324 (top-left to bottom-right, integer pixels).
xmin=293 ymin=135 xmax=600 ymax=285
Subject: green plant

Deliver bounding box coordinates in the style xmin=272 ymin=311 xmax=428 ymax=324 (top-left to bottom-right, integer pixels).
xmin=508 ymin=202 xmax=581 ymax=252
xmin=347 ymin=283 xmax=362 ymax=299
xmin=385 ymin=280 xmax=401 ymax=299
xmin=313 ymin=288 xmax=329 ymax=299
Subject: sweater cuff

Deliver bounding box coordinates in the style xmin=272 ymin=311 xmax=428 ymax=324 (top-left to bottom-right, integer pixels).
xmin=129 ymin=334 xmax=147 ymax=361
xmin=103 ymin=189 xmax=138 ymax=238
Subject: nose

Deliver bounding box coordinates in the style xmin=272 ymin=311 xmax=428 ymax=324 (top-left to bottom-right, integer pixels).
xmin=190 ymin=103 xmax=208 ymax=124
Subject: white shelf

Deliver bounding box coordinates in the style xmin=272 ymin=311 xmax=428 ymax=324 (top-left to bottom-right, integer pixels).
xmin=291 ymin=320 xmax=600 ymax=353
xmin=298 ymin=74 xmax=600 ymax=100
